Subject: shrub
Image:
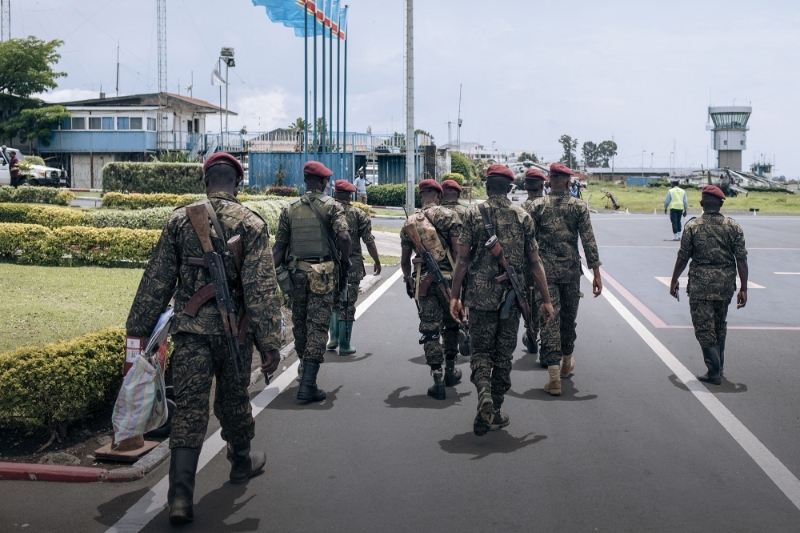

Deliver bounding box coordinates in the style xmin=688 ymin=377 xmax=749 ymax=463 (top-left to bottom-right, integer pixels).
xmin=55 ymin=189 xmax=76 ymax=205
xmin=647 ymin=181 xmax=697 ymax=190
xmin=244 ymin=199 xmax=287 ymax=233
xmin=102 ymin=162 xmax=204 ymax=194
xmin=88 ymin=207 xmax=174 ymax=230
xmin=743 ymin=186 xmax=791 ymax=194
xmin=101 ymin=191 xmax=200 ymax=209
xmin=351 ymin=201 xmax=371 ymax=216
xmin=441 ymin=173 xmax=465 ymax=186
xmin=0 ymin=185 xmax=74 ymax=205
xmin=366 ymin=184 xmax=421 ymax=208
xmin=266 ymin=186 xmax=300 ymax=197
xmin=450 ymin=152 xmax=476 ymax=183
xmin=0 ymin=328 xmax=125 ymax=432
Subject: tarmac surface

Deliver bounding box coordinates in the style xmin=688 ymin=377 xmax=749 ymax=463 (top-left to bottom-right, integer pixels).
xmin=2 ymin=212 xmax=799 ymax=532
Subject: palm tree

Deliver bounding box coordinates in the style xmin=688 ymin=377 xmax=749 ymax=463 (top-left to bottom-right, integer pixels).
xmin=287 ymin=118 xmax=307 ymax=151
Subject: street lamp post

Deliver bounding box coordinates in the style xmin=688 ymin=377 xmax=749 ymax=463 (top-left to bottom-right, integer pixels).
xmin=220 ymin=47 xmax=235 ymax=142
xmin=641 ymin=150 xmax=645 ymax=178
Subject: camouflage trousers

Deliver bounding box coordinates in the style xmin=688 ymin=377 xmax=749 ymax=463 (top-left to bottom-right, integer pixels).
xmin=290 ymin=270 xmax=335 ymax=364
xmin=417 ymin=283 xmax=459 ymax=366
xmin=169 ymin=333 xmax=255 ymax=450
xmin=469 ymin=306 xmax=520 ymax=408
xmin=333 ymin=278 xmax=362 ymax=322
xmin=536 ymin=281 xmax=581 ymax=366
xmin=690 ymin=297 xmax=730 ymax=348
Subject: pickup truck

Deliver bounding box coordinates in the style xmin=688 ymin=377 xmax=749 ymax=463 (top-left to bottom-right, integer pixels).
xmin=0 ymin=148 xmax=70 ymax=187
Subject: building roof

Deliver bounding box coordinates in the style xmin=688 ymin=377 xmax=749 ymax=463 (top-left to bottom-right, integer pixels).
xmin=586 ymin=167 xmax=704 ymax=175
xmin=49 ymin=92 xmax=236 ymax=115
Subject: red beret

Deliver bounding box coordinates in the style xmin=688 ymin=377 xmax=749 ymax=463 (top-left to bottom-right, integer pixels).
xmin=334 ymin=179 xmax=356 ymax=193
xmin=549 ymin=163 xmax=574 ymax=177
xmin=524 ymin=168 xmax=546 ymax=180
xmin=486 ymin=164 xmax=515 ymax=181
xmin=204 ymin=152 xmax=244 ymax=179
xmin=442 ymin=180 xmax=462 ymax=193
xmin=701 ymin=185 xmax=726 ymax=200
xmin=418 ymin=179 xmax=443 ymax=194
xmin=303 ymin=160 xmax=333 ymax=178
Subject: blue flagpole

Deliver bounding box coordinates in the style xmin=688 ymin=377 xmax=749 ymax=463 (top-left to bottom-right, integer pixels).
xmin=329 ymin=13 xmax=333 ymax=171
xmin=304 ymin=3 xmax=309 ymax=159
xmin=337 ymin=19 xmax=341 ymax=180
xmin=313 ymin=6 xmax=318 ymax=156
xmin=321 ymin=6 xmax=326 ymax=157
xmin=343 ymin=8 xmax=348 ymax=182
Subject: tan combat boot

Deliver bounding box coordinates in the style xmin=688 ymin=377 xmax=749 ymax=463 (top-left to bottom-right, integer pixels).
xmin=544 ymin=365 xmax=562 ymax=395
xmin=560 ymin=355 xmax=575 ymax=378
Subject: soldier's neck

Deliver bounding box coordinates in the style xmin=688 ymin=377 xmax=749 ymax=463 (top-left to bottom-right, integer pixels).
xmin=207 ymin=187 xmax=237 ymax=196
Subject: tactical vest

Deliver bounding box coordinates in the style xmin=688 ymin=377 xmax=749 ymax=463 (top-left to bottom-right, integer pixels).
xmin=403 ymin=206 xmax=448 ymax=262
xmin=288 ymin=195 xmax=333 ymax=260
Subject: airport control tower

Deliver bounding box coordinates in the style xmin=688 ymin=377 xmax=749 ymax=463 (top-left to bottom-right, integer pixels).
xmin=708 ymin=106 xmax=751 ymax=171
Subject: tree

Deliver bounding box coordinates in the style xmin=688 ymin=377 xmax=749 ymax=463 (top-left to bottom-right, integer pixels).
xmin=414 ymin=128 xmax=434 ymax=145
xmin=287 ymin=118 xmax=307 ymax=151
xmin=518 ymin=151 xmax=538 ymax=163
xmin=596 ymin=140 xmax=618 ymax=168
xmin=450 ymin=151 xmax=476 ymax=183
xmin=582 ymin=141 xmax=599 ymax=167
xmin=0 ymin=37 xmax=69 ymax=144
xmin=558 ymin=135 xmax=578 ymax=168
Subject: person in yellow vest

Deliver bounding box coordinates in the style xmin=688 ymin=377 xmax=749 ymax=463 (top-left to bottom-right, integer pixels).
xmin=664 ymin=180 xmax=688 ymax=241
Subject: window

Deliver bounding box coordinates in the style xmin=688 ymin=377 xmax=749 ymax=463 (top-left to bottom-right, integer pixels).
xmin=723 ymin=140 xmax=728 ymax=146
xmin=89 ymin=117 xmax=101 ymax=130
xmin=147 ymin=118 xmax=156 ymax=131
xmin=117 ymin=117 xmax=130 ymax=130
xmin=72 ymin=117 xmax=85 ymax=129
xmin=102 ymin=117 xmax=114 ymax=130
xmin=60 ymin=118 xmax=71 ymax=130
xmin=130 ymin=117 xmax=143 ymax=130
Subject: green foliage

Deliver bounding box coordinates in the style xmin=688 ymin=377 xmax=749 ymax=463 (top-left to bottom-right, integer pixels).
xmin=0 ymin=185 xmax=74 ymax=205
xmin=450 ymin=152 xmax=476 ymax=183
xmin=267 ymin=186 xmax=299 ymax=197
xmin=102 ymin=162 xmax=204 ymax=194
xmin=366 ymin=184 xmax=421 ymax=208
xmin=518 ymin=152 xmax=538 ymax=163
xmin=1 ymin=105 xmax=71 ymax=144
xmin=742 ymin=186 xmax=791 ymax=194
xmin=151 ymin=151 xmax=195 ymax=163
xmin=558 ymin=135 xmax=578 ymax=167
xmin=88 ymin=207 xmax=175 ymax=230
xmin=101 ymin=191 xmax=200 ymax=209
xmin=0 ymin=328 xmax=125 ymax=432
xmin=440 ymin=173 xmax=465 ymax=186
xmin=0 ymin=202 xmax=177 ymax=230
xmin=647 ymin=181 xmax=697 ymax=190
xmin=243 ymin=199 xmax=287 ymax=232
xmin=351 ymin=201 xmax=371 ymax=216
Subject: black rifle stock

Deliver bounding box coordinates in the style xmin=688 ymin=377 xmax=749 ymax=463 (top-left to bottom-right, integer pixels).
xmin=485 ymin=235 xmax=536 ymax=347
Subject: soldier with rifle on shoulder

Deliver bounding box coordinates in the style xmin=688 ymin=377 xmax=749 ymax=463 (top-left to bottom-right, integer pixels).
xmin=450 ymin=164 xmax=555 ymax=436
xmin=440 ymin=179 xmax=472 ymax=356
xmin=125 ymin=152 xmax=283 ymax=525
xmin=520 ymin=167 xmax=547 ymax=364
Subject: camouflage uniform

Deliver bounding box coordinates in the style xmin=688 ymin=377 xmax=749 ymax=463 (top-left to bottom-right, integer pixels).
xmin=441 ymin=199 xmax=469 ymax=220
xmin=400 ymin=203 xmax=461 ymax=366
xmin=275 ymin=189 xmax=348 ymax=364
xmin=678 ymin=213 xmax=747 ymax=348
xmin=336 ymin=201 xmax=375 ymax=321
xmin=521 ymin=195 xmax=544 ymax=343
xmin=458 ymin=195 xmax=539 ymax=408
xmin=126 ymin=192 xmax=283 ymax=449
xmin=528 ymin=191 xmax=601 ymax=366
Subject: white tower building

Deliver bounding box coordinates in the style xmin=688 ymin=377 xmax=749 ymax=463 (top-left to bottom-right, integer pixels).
xmin=708 ymin=106 xmax=751 ymax=171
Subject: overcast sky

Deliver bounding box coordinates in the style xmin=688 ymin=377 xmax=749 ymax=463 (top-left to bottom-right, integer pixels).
xmin=16 ymin=0 xmax=800 ymax=177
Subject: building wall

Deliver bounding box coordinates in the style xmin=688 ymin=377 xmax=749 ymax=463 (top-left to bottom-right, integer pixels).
xmin=71 ymin=153 xmax=116 ymax=189
xmin=718 ymin=150 xmax=743 ymax=172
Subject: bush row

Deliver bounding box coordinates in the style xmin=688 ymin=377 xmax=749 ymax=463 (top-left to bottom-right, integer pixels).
xmin=742 ymin=186 xmax=793 ymax=194
xmin=103 ymin=162 xmax=205 ymax=194
xmin=646 ymin=181 xmax=698 ymax=189
xmin=265 ymin=186 xmax=300 ymax=197
xmin=101 ymin=191 xmax=286 ymax=210
xmin=440 ymin=173 xmax=465 ymax=186
xmin=351 ymin=201 xmax=371 ymax=216
xmin=0 ymin=186 xmax=75 ymax=205
xmin=0 ymin=329 xmax=125 ymax=432
xmin=365 ymin=184 xmax=421 ymax=208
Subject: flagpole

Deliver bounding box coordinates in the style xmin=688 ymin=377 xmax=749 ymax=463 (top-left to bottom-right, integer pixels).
xmin=405 ymin=0 xmax=414 ymax=213
xmin=304 ymin=2 xmax=309 ymax=158
xmin=336 ymin=14 xmax=341 ymax=180
xmin=321 ymin=4 xmax=326 ymax=157
xmin=313 ymin=5 xmax=318 ymax=155
xmin=329 ymin=13 xmax=333 ymax=168
xmin=343 ymin=7 xmax=348 ymax=183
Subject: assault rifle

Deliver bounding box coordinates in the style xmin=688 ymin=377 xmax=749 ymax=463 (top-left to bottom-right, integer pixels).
xmin=485 ymin=235 xmax=536 ymax=348
xmin=402 ymin=222 xmax=453 ymax=303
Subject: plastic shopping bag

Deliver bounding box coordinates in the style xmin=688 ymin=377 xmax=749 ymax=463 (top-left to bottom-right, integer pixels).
xmin=112 ymin=354 xmax=168 ymax=443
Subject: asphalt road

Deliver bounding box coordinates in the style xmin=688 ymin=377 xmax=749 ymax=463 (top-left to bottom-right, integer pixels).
xmin=2 ymin=213 xmax=799 ymax=532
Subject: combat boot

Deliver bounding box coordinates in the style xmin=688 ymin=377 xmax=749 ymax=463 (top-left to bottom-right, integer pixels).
xmin=473 ymin=381 xmax=494 ymax=436
xmin=718 ymin=337 xmax=726 ymax=377
xmin=444 ymin=358 xmax=462 ymax=386
xmin=326 ymin=310 xmax=339 ymax=350
xmin=544 ymin=365 xmax=562 ymax=395
xmin=226 ymin=442 xmax=266 ymax=484
xmin=167 ymin=447 xmax=200 ymax=525
xmin=427 ymin=368 xmax=445 ymax=400
xmin=489 ymin=409 xmax=510 ymax=431
xmin=338 ymin=321 xmax=356 ymax=355
xmin=560 ymin=355 xmax=575 ymax=378
xmin=539 ymin=345 xmax=549 ymax=368
xmin=297 ymin=360 xmax=327 ymax=402
xmin=697 ymin=345 xmax=722 ymax=385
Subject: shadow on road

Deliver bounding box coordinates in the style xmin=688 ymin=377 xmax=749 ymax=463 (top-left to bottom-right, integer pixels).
xmin=438 ymin=431 xmax=547 ymax=460
xmin=507 ymin=380 xmax=598 ymax=402
xmin=95 ymin=487 xmax=150 ymax=526
xmin=408 ymin=355 xmax=471 ymax=367
xmin=384 ymin=386 xmax=470 ymax=409
xmin=266 ymin=385 xmax=343 ymax=410
xmin=188 ymin=482 xmax=261 ymax=532
xmin=512 ymin=351 xmax=547 ymax=372
xmin=668 ymin=374 xmax=748 ymax=393
xmin=323 ymin=351 xmax=374 ymax=363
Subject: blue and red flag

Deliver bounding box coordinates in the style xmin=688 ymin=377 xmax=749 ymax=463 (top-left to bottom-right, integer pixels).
xmin=251 ymin=0 xmax=344 ymax=39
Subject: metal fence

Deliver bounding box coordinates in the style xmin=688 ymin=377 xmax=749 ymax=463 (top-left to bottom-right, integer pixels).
xmin=248 ymin=153 xmax=356 ymax=191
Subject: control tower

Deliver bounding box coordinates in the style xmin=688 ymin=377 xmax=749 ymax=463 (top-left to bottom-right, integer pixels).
xmin=708 ymin=106 xmax=751 ymax=171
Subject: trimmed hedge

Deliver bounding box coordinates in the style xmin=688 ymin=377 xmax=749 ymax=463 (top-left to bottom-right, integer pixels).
xmin=266 ymin=186 xmax=300 ymax=197
xmin=743 ymin=186 xmax=792 ymax=194
xmin=244 ymin=200 xmax=284 ymax=233
xmin=647 ymin=181 xmax=698 ymax=190
xmin=0 ymin=186 xmax=75 ymax=206
xmin=0 ymin=328 xmax=125 ymax=432
xmin=101 ymin=191 xmax=284 ymax=209
xmin=441 ymin=173 xmax=465 ymax=186
xmin=351 ymin=201 xmax=371 ymax=216
xmin=103 ymin=162 xmax=204 ymax=194
xmin=366 ymin=184 xmax=421 ymax=208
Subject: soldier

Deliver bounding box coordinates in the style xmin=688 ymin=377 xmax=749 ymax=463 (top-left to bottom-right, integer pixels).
xmin=327 ymin=179 xmax=382 ymax=355
xmin=519 ymin=167 xmax=547 ymax=363
xmin=450 ymin=165 xmax=554 ymax=436
xmin=273 ymin=161 xmax=351 ymax=402
xmin=401 ymin=179 xmax=463 ymax=400
xmin=664 ymin=179 xmax=688 ymax=241
xmin=528 ymin=163 xmax=603 ymax=396
xmin=441 ymin=179 xmax=469 ymax=219
xmin=125 ymin=152 xmax=283 ymax=524
xmin=669 ymin=185 xmax=748 ymax=385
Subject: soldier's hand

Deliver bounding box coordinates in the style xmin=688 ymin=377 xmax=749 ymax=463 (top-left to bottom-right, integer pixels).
xmin=450 ymin=298 xmax=465 ymax=323
xmin=373 ymin=261 xmax=382 ymax=275
xmin=405 ymin=277 xmax=415 ymax=299
xmin=341 ymin=259 xmax=352 ymax=272
xmin=592 ymin=274 xmax=603 ymax=297
xmin=682 ymin=211 xmax=687 ymax=218
xmin=670 ymin=279 xmax=680 ymax=299
xmin=737 ymin=289 xmax=747 ymax=309
xmin=261 ymin=349 xmax=281 ymax=376
xmin=540 ymin=303 xmax=555 ymax=326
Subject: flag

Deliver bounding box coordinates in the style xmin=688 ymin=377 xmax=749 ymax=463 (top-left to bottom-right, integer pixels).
xmin=252 ymin=0 xmax=308 ymax=30
xmin=211 ymin=63 xmax=225 ymax=85
xmin=329 ymin=0 xmax=339 ymax=35
xmin=338 ymin=6 xmax=347 ymax=40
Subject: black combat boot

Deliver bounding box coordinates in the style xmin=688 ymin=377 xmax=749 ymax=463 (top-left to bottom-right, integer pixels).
xmin=718 ymin=337 xmax=726 ymax=377
xmin=490 ymin=395 xmax=509 ymax=431
xmin=473 ymin=381 xmax=494 ymax=437
xmin=444 ymin=358 xmax=462 ymax=386
xmin=427 ymin=368 xmax=445 ymax=400
xmin=697 ymin=345 xmax=722 ymax=385
xmin=168 ymin=447 xmax=200 ymax=525
xmin=226 ymin=442 xmax=266 ymax=484
xmin=297 ymin=360 xmax=327 ymax=402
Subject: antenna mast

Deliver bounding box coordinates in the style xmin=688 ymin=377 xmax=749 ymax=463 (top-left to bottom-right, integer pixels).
xmin=115 ymin=42 xmax=120 ymax=97
xmin=456 ymin=84 xmax=462 ymax=153
xmin=1 ymin=0 xmax=10 ymax=42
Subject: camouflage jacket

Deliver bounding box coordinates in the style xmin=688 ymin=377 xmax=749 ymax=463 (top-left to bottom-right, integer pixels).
xmin=274 ymin=189 xmax=349 ymax=257
xmin=458 ymin=195 xmax=538 ymax=311
xmin=678 ymin=212 xmax=747 ymax=300
xmin=339 ymin=200 xmax=375 ymax=279
xmin=126 ymin=192 xmax=283 ymax=352
xmin=529 ymin=191 xmax=601 ymax=283
xmin=400 ymin=202 xmax=461 ymax=274
xmin=441 ymin=199 xmax=469 ymax=221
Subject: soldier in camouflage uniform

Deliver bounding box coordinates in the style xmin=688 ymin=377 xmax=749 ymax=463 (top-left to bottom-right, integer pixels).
xmin=670 ymin=185 xmax=748 ymax=385
xmin=327 ymin=179 xmax=382 ymax=355
xmin=450 ymin=165 xmax=554 ymax=436
xmin=519 ymin=167 xmax=547 ymax=363
xmin=441 ymin=179 xmax=469 ymax=219
xmin=273 ymin=161 xmax=351 ymax=403
xmin=528 ymin=163 xmax=602 ymax=396
xmin=126 ymin=152 xmax=283 ymax=524
xmin=401 ymin=179 xmax=463 ymax=400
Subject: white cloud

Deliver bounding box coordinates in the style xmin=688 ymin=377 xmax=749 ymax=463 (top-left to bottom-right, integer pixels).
xmin=221 ymin=89 xmax=296 ymax=134
xmin=39 ymin=89 xmax=101 ymax=103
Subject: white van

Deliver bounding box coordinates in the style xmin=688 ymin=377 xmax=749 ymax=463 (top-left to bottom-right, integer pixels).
xmin=0 ymin=148 xmax=70 ymax=187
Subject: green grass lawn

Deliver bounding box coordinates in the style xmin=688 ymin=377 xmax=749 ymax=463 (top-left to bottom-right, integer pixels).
xmin=585 ymin=182 xmax=800 ymax=214
xmin=363 ymin=254 xmax=400 ymax=266
xmin=373 ymin=225 xmax=401 ymax=234
xmin=0 ymin=263 xmax=143 ymax=353
xmin=371 ymin=208 xmax=406 ymax=217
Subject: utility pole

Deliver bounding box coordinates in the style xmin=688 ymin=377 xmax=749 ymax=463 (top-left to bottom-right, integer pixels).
xmin=156 ymin=0 xmax=167 ymax=147
xmin=1 ymin=0 xmax=10 ymax=42
xmin=457 ymin=84 xmax=462 ymax=153
xmin=405 ymin=0 xmax=415 ymax=213
xmin=115 ymin=42 xmax=120 ymax=97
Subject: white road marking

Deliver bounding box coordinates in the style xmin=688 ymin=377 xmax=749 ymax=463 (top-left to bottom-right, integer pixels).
xmin=106 ymin=270 xmax=403 ymax=533
xmin=654 ymin=276 xmax=765 ymax=289
xmin=589 ymin=268 xmax=800 ymax=511
xmin=775 ymin=272 xmax=800 ymax=275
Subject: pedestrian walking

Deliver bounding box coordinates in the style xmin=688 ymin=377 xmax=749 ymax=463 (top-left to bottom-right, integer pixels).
xmin=125 ymin=152 xmax=283 ymax=524
xmin=272 ymin=161 xmax=351 ymax=402
xmin=669 ymin=185 xmax=748 ymax=385
xmin=520 ymin=167 xmax=547 ymax=363
xmin=401 ymin=179 xmax=463 ymax=400
xmin=450 ymin=165 xmax=554 ymax=436
xmin=327 ymin=179 xmax=382 ymax=355
xmin=664 ymin=179 xmax=688 ymax=240
xmin=354 ymin=170 xmax=369 ymax=204
xmin=528 ymin=163 xmax=603 ymax=396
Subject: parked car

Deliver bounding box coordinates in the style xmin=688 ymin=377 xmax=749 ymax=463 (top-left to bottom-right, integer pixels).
xmin=0 ymin=148 xmax=70 ymax=187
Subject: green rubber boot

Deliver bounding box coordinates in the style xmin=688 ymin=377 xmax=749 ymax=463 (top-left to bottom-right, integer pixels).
xmin=338 ymin=321 xmax=356 ymax=355
xmin=326 ymin=310 xmax=339 ymax=350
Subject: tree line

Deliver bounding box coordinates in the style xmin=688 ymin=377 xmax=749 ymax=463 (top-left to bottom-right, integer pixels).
xmin=558 ymin=134 xmax=618 ymax=168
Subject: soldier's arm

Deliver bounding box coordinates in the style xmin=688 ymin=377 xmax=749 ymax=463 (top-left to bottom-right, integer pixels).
xmin=360 ymin=211 xmax=381 ymax=274
xmin=670 ymin=229 xmax=692 ymax=298
xmin=330 ymin=202 xmax=352 ymax=265
xmin=272 ymin=207 xmax=291 ymax=267
xmin=733 ymin=223 xmax=748 ymax=309
xmin=577 ymin=205 xmax=603 ymax=296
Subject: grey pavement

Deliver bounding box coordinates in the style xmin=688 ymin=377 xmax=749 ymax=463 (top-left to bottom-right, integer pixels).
xmin=372 ymin=230 xmax=402 ymax=256
xmin=2 ymin=215 xmax=799 ymax=532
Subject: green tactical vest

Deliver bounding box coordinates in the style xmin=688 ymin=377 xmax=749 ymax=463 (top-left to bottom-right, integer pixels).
xmin=288 ymin=194 xmax=333 ymax=260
